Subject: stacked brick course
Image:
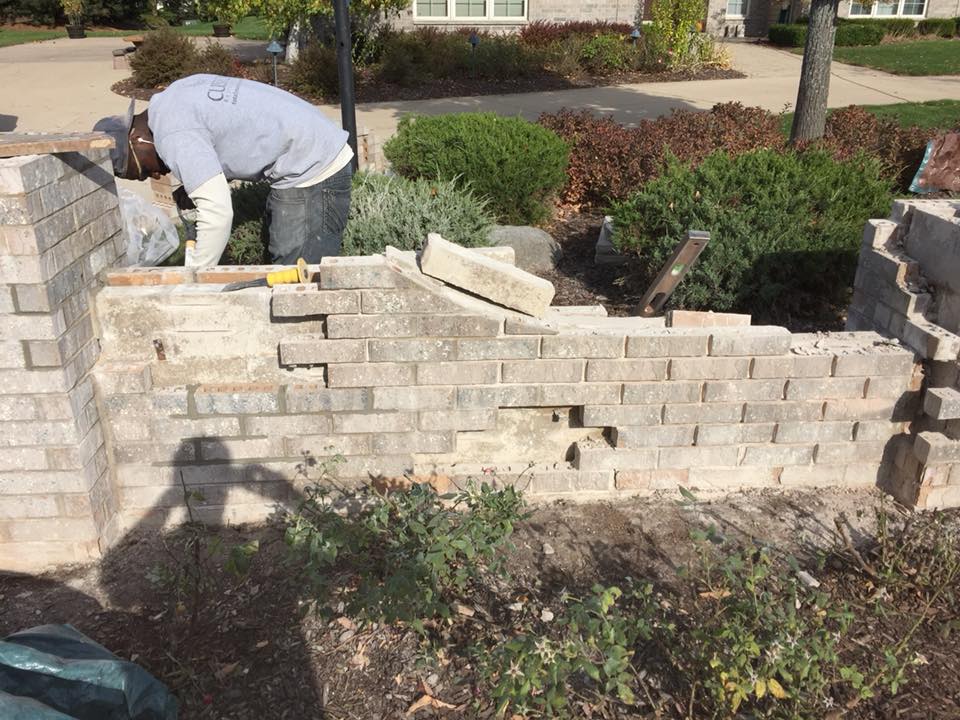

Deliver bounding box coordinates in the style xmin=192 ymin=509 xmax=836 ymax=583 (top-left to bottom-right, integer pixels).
xmin=0 ymin=144 xmax=124 ymax=569
xmin=848 ymin=200 xmax=960 ymax=509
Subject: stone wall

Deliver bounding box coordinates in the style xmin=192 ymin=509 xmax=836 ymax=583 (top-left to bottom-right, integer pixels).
xmin=847 ymin=200 xmax=960 ymax=510
xmin=0 ymin=143 xmax=125 ymax=569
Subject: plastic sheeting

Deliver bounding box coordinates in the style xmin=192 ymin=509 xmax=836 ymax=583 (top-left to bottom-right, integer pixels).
xmin=0 ymin=624 xmax=177 ymax=720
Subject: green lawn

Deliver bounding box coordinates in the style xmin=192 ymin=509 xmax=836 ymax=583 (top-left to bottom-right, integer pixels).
xmin=0 ymin=16 xmax=270 ymax=48
xmin=832 ymin=39 xmax=960 ymax=75
xmin=778 ymin=99 xmax=960 ymax=136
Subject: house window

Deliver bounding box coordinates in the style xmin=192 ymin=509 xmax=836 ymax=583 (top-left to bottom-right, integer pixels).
xmin=846 ymin=0 xmax=926 ymax=16
xmin=726 ymin=0 xmax=748 ymax=16
xmin=414 ymin=0 xmax=527 ymax=20
xmin=416 ymin=0 xmax=448 ymax=17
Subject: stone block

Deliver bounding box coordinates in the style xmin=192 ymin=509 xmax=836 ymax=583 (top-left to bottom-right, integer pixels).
xmin=902 ymin=319 xmax=960 ymax=361
xmin=7 ymin=517 xmax=98 ymax=543
xmin=332 ymin=411 xmax=417 ymax=434
xmin=774 ymin=421 xmax=854 ymax=443
xmin=504 ymin=317 xmax=559 ymax=335
xmin=419 ymin=408 xmax=498 ymax=431
xmin=586 ymin=359 xmax=668 ymax=382
xmin=284 ymin=433 xmax=371 ymax=458
xmin=420 ymin=233 xmax=555 ymax=317
xmin=502 ymin=360 xmax=584 ymax=383
xmin=360 ymin=289 xmax=462 ymax=314
xmin=0 ymin=419 xmax=79 ymax=447
xmin=457 ymin=338 xmax=539 ymax=360
xmin=0 ymin=341 xmax=26 ymax=369
xmin=93 ymin=362 xmax=151 ymax=394
xmin=864 ymin=376 xmax=914 ymax=399
xmin=326 ymin=362 xmax=416 ymax=388
xmin=417 ymin=361 xmax=499 ymax=385
xmin=625 ymin=331 xmax=710 ymax=358
xmin=924 ymin=485 xmax=960 ymax=510
xmin=373 ymin=386 xmax=455 ymax=410
xmin=0 ymin=308 xmax=67 ymax=341
xmin=854 ymin=421 xmax=902 ymax=442
xmin=659 ymin=445 xmax=740 ymax=468
xmin=696 ymin=423 xmax=776 ymax=445
xmin=244 ymin=414 xmax=331 ymax=436
xmin=924 ymin=387 xmax=960 ymax=420
xmin=283 ymin=385 xmax=370 ymax=413
xmin=319 ymin=256 xmax=404 ymax=289
xmin=113 ymin=441 xmax=196 ymax=464
xmin=582 ymin=404 xmax=661 ymax=428
xmin=667 ymin=310 xmax=751 ymax=327
xmin=371 ymin=431 xmax=455 ymax=455
xmin=709 ymin=327 xmax=791 ymax=356
xmin=0 ymin=154 xmax=62 ymax=195
xmin=541 ymin=335 xmax=624 ymax=359
xmin=616 ymin=468 xmax=688 ymax=490
xmin=664 ymin=403 xmax=743 ymax=424
xmin=151 ymin=416 xmax=242 ymax=438
xmin=914 ymin=432 xmax=960 ymax=464
xmin=750 ymin=355 xmax=834 ymax=378
xmin=279 ymin=337 xmax=366 ymax=365
xmin=0 ymin=286 xmax=13 ymax=314
xmin=740 ymin=445 xmax=815 ymax=466
xmin=271 ymin=286 xmax=360 ymax=317
xmin=0 ymin=495 xmax=60 ymax=520
xmin=833 ymin=351 xmax=915 ymax=377
xmin=702 ymin=380 xmax=785 ymax=402
xmin=327 ymin=313 xmax=501 ymax=339
xmin=194 ymin=384 xmax=281 ymax=414
xmin=0 ymin=396 xmax=37 ymax=422
xmin=785 ymin=377 xmax=866 ymax=401
xmin=670 ymin=357 xmax=751 ymax=380
xmin=613 ymin=425 xmax=696 ymax=448
xmin=815 ymin=441 xmax=888 ymax=464
xmin=0 ymin=447 xmax=48 ymax=471
xmin=823 ymin=398 xmax=914 ymax=421
xmin=200 ymin=437 xmax=285 ymax=460
xmin=622 ymin=381 xmax=701 ymax=404
xmin=686 ymin=466 xmax=781 ymax=488
xmin=743 ymin=401 xmax=823 ymax=423
xmin=573 ymin=444 xmax=657 ymax=471
xmin=531 ymin=471 xmax=614 ymax=495
xmin=368 ymin=338 xmax=457 ymax=363
xmin=499 ymin=383 xmax=619 ymax=407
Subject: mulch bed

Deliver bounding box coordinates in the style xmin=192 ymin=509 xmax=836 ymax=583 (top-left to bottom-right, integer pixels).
xmin=2 ymin=490 xmax=958 ymax=719
xmin=112 ymin=64 xmax=744 ymax=104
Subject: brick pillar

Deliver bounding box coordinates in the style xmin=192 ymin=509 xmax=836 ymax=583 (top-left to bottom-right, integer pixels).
xmin=0 ymin=138 xmax=125 ymax=570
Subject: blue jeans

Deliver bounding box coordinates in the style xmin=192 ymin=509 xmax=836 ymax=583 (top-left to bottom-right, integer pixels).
xmin=264 ymin=163 xmax=352 ymax=265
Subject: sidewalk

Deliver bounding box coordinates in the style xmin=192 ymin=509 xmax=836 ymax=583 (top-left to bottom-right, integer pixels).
xmin=2 ymin=37 xmax=957 ymax=140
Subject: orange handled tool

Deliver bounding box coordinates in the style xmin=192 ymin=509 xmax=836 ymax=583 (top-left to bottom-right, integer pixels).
xmin=221 ymin=258 xmax=309 ymax=292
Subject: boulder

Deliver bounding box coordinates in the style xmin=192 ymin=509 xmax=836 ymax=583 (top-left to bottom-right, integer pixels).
xmin=488 ymin=225 xmax=562 ymax=274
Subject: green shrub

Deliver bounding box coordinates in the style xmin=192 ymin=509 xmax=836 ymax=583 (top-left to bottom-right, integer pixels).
xmin=840 ymin=17 xmax=917 ymax=37
xmin=343 ymin=172 xmax=494 ymax=256
xmin=768 ymin=23 xmax=806 ymax=47
xmin=194 ymin=40 xmax=237 ymax=76
xmin=579 ymin=33 xmax=632 ymax=74
xmin=129 ymin=28 xmax=199 ymax=88
xmin=226 ymin=181 xmax=269 ymax=262
xmin=835 ymin=21 xmax=885 ymax=45
xmin=289 ymin=44 xmax=339 ymax=98
xmin=917 ymin=17 xmax=957 ymax=37
xmin=384 ymin=113 xmax=570 ymax=225
xmin=769 ymin=22 xmax=884 ymax=47
xmin=610 ymin=149 xmax=892 ymax=324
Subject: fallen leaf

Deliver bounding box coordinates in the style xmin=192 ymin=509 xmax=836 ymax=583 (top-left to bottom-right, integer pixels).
xmin=452 ymin=602 xmax=475 ymax=618
xmin=336 ymin=617 xmax=356 ymax=630
xmin=216 ymin=662 xmax=239 ymax=680
xmin=255 ymin=640 xmax=269 ymax=649
xmin=699 ymin=590 xmax=732 ymax=601
xmin=350 ymin=645 xmax=370 ymax=669
xmin=406 ymin=694 xmax=457 ymax=715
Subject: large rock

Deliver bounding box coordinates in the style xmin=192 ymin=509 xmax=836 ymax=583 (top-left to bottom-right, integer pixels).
xmin=488 ymin=225 xmax=562 ymax=274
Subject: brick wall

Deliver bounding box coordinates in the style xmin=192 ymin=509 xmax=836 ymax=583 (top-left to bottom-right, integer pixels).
xmin=89 ymin=249 xmax=923 ymax=543
xmin=848 ymin=200 xmax=960 ymax=510
xmin=390 ymin=0 xmax=645 ymax=32
xmin=0 ymin=145 xmax=125 ymax=570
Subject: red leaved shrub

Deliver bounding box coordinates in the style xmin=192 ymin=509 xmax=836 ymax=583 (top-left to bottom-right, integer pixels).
xmin=539 ymin=102 xmax=785 ymax=208
xmin=819 ymin=106 xmax=934 ymax=190
xmin=519 ymin=19 xmax=634 ymax=46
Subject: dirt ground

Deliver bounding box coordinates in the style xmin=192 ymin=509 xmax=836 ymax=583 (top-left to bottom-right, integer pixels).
xmin=4 ymin=487 xmax=958 ymax=719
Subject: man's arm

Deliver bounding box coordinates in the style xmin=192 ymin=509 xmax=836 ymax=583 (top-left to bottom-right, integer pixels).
xmin=184 ymin=173 xmax=233 ymax=268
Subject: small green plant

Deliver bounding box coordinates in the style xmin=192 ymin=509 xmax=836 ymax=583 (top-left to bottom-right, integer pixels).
xmin=578 ymin=33 xmax=631 ymax=74
xmin=285 ymin=480 xmax=527 ymax=628
xmin=343 ymin=172 xmax=494 ymax=256
xmin=384 ymin=113 xmax=570 ymax=225
xmin=480 ymin=583 xmax=659 ymax=717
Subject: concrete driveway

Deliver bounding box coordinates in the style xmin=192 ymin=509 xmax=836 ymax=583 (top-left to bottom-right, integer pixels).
xmin=2 ymin=35 xmax=957 ymax=142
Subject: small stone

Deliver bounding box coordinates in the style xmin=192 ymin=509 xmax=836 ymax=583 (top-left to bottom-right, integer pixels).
xmin=507 ymin=602 xmax=524 ymax=612
xmin=542 ymin=543 xmax=555 ymax=556
xmin=797 ymin=571 xmax=821 ymax=589
xmin=489 ymin=225 xmax=562 ymax=274
xmin=540 ymin=608 xmax=554 ymax=622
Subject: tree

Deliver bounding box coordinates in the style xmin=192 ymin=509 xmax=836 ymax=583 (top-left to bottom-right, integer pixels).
xmin=789 ymin=0 xmax=839 ymax=143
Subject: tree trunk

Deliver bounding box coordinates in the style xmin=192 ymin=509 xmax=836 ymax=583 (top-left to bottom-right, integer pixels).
xmin=285 ymin=20 xmax=302 ymax=63
xmin=790 ymin=0 xmax=839 ymax=144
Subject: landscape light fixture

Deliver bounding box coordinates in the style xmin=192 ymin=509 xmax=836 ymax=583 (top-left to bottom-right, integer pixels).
xmin=266 ymin=39 xmax=283 ymax=86
xmin=631 ymin=28 xmax=641 ymax=45
xmin=469 ymin=32 xmax=480 ymax=77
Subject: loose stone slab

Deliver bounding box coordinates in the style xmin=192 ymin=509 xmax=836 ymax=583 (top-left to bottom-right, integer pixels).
xmin=0 ymin=132 xmax=114 ymax=158
xmin=420 ymin=233 xmax=555 ymax=318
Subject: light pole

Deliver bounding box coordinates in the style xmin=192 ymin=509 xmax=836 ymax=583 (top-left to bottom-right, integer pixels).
xmin=266 ymin=39 xmax=283 ymax=86
xmin=333 ymin=0 xmax=359 ymax=172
